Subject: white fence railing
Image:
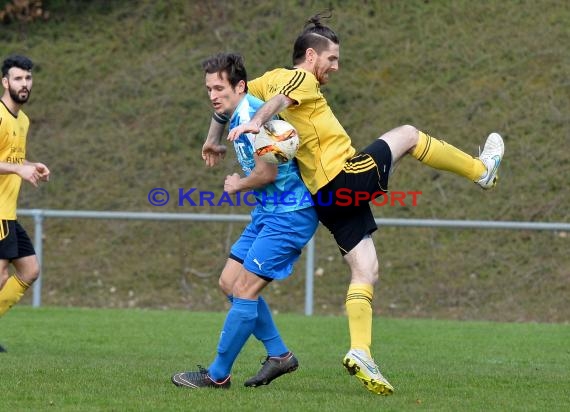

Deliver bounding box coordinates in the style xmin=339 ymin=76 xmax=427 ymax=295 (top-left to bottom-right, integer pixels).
xmin=18 ymin=209 xmax=570 ymax=315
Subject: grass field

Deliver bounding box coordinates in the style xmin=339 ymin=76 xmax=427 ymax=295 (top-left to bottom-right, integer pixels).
xmin=1 ymin=307 xmax=568 ymax=411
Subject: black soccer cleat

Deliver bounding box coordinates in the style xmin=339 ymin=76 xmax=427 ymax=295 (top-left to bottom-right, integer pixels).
xmin=244 ymin=352 xmax=299 ymax=387
xmin=0 ymin=343 xmax=6 ymax=353
xmin=171 ymin=365 xmax=231 ymax=389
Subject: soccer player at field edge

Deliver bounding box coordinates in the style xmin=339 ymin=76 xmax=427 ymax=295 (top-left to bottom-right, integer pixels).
xmin=223 ymin=13 xmax=505 ymax=395
xmin=0 ymin=55 xmax=51 ymax=352
xmin=171 ymin=53 xmax=318 ymax=389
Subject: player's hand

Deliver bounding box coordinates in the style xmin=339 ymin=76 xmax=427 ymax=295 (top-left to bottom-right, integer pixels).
xmin=227 ymin=121 xmax=260 ymax=142
xmin=17 ymin=164 xmax=42 ymax=187
xmin=34 ymin=162 xmax=50 ymax=182
xmin=223 ymin=173 xmax=241 ymax=194
xmin=202 ymin=142 xmax=227 ymax=167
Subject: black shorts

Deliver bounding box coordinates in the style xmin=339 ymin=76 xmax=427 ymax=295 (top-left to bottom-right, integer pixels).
xmin=0 ymin=220 xmax=36 ymax=260
xmin=311 ymin=139 xmax=392 ymax=255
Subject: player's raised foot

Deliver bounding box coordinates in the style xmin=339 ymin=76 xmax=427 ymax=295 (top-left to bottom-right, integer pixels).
xmin=476 ymin=132 xmax=504 ymax=190
xmin=244 ymin=352 xmax=299 ymax=387
xmin=343 ymin=349 xmax=394 ymax=395
xmin=171 ymin=365 xmax=231 ymax=389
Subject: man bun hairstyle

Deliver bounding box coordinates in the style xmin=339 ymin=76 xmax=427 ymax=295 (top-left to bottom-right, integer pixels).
xmin=292 ymin=11 xmax=340 ymax=65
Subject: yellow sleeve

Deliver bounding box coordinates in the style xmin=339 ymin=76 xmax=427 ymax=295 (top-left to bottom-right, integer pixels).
xmin=247 ymin=76 xmax=264 ymax=101
xmin=275 ymin=70 xmax=317 ymax=106
xmin=248 ymin=68 xmax=319 ymax=106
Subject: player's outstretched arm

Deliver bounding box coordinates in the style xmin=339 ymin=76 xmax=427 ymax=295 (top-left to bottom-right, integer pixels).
xmin=227 ymin=94 xmax=294 ymax=142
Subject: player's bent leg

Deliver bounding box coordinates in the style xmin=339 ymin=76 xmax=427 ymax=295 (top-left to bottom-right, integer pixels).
xmin=377 ymin=124 xmax=419 ymax=163
xmin=208 ymin=270 xmax=268 ymax=383
xmin=173 ymin=297 xmax=258 ymax=389
xmin=241 ymin=209 xmax=315 ymax=387
xmin=235 ymin=268 xmax=297 ymax=387
xmin=409 ymin=130 xmax=487 ymax=181
xmin=378 ymin=125 xmax=505 ymax=189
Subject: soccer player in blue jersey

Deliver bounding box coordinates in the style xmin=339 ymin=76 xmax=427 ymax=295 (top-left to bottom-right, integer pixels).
xmin=171 ymin=53 xmax=318 ymax=389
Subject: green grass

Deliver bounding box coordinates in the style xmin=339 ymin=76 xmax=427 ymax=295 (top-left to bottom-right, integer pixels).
xmin=2 ymin=307 xmax=569 ymax=411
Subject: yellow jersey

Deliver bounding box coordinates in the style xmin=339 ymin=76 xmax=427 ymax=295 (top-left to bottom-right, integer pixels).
xmin=0 ymin=100 xmax=29 ymax=219
xmin=248 ymin=68 xmax=356 ymax=194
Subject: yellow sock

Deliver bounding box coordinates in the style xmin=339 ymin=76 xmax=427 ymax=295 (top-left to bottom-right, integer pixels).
xmin=0 ymin=275 xmax=30 ymax=317
xmin=346 ymin=283 xmax=374 ymax=356
xmin=411 ymin=131 xmax=486 ymax=181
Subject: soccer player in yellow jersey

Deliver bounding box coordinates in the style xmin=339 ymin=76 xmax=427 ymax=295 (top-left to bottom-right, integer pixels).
xmin=0 ymin=55 xmax=50 ymax=352
xmin=224 ymin=13 xmax=505 ymax=395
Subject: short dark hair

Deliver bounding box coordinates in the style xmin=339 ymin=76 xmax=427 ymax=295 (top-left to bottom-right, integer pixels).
xmin=2 ymin=55 xmax=34 ymax=78
xmin=201 ymin=52 xmax=248 ymax=92
xmin=292 ymin=12 xmax=340 ymax=65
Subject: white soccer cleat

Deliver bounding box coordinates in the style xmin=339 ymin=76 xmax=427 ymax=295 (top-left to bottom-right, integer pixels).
xmin=342 ymin=349 xmax=394 ymax=395
xmin=476 ymin=132 xmax=504 ymax=190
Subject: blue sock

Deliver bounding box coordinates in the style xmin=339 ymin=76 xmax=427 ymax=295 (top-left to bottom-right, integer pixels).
xmin=208 ymin=297 xmax=258 ymax=381
xmin=253 ymin=296 xmax=289 ymax=357
xmin=226 ymin=295 xmax=288 ymax=357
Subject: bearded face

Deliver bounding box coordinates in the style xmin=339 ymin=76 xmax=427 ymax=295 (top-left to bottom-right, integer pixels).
xmin=2 ymin=66 xmax=33 ymax=105
xmin=9 ymin=81 xmax=31 ymax=104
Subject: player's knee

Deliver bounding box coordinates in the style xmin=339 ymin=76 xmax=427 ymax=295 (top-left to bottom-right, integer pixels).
xmin=231 ymin=282 xmax=249 ymax=299
xmin=398 ymin=124 xmax=419 ymax=146
xmin=218 ymin=277 xmax=232 ymax=295
xmin=218 ymin=278 xmax=234 ymax=296
xmin=351 ymin=269 xmax=378 ymax=285
xmin=231 ymin=278 xmax=262 ymax=300
xmin=365 ymin=257 xmax=379 ymax=280
xmin=18 ymin=259 xmax=40 ymax=284
xmin=380 ymin=124 xmax=419 ymax=160
xmin=369 ymin=271 xmax=379 ymax=284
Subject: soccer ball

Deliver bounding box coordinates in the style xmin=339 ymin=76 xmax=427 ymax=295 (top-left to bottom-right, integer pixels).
xmin=254 ymin=119 xmax=299 ymax=164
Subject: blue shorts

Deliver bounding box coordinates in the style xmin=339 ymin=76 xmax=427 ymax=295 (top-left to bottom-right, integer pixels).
xmin=230 ymin=207 xmax=318 ymax=280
